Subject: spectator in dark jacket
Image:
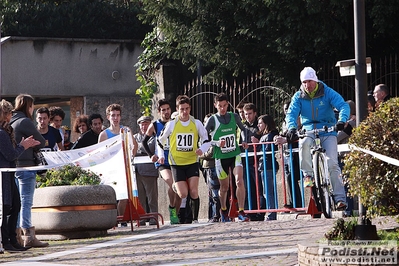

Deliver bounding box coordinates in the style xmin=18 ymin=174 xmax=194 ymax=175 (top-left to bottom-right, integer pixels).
xmin=257 ymin=114 xmax=279 ymax=221
xmin=1 ymin=99 xmax=40 ymax=252
xmin=373 ymin=84 xmax=392 ymax=109
xmin=71 ymin=113 xmax=104 ymax=149
xmin=134 ymin=116 xmax=159 ymax=226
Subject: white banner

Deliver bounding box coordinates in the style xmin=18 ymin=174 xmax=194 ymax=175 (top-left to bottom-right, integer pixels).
xmin=4 ymin=137 xmax=396 ymax=201
xmin=38 ymin=136 xmax=129 ymax=199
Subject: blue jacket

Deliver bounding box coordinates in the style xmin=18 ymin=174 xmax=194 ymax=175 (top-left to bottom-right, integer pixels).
xmin=285 ymin=81 xmax=350 ymax=136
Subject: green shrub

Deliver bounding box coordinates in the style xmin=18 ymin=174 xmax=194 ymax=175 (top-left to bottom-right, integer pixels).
xmin=1 ymin=0 xmax=151 ymax=40
xmin=135 ymin=30 xmax=160 ymax=116
xmin=377 ymin=228 xmax=399 ymax=241
xmin=325 ymin=218 xmax=357 ymax=240
xmin=37 ymin=164 xmax=101 ymax=187
xmin=343 ymin=98 xmax=399 ymax=217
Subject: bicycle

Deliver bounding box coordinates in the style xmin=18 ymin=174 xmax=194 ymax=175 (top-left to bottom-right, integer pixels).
xmin=297 ymin=126 xmax=336 ymax=218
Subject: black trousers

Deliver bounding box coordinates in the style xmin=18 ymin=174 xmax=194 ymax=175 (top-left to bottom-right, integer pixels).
xmin=1 ymin=181 xmax=21 ymax=245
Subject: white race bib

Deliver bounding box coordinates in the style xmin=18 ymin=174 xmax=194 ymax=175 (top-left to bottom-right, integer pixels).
xmin=220 ymin=134 xmax=236 ymax=153
xmin=176 ymin=133 xmax=194 ymax=152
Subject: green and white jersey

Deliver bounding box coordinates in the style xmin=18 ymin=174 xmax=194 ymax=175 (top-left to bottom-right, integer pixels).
xmin=210 ymin=112 xmax=241 ymax=159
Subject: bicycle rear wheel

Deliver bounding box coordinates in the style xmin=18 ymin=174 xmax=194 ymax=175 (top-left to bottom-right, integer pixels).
xmin=313 ymin=152 xmax=332 ymax=218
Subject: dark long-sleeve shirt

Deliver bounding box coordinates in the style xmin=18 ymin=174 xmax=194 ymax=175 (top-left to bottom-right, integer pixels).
xmin=0 ymin=128 xmax=25 ymax=206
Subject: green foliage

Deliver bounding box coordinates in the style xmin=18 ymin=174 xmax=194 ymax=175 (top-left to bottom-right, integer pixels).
xmin=135 ymin=73 xmax=157 ymax=116
xmin=367 ymin=0 xmax=399 ymax=57
xmin=36 ymin=164 xmax=101 ymax=187
xmin=377 ymin=228 xmax=399 ymax=241
xmin=0 ymin=0 xmax=151 ymax=39
xmin=344 ymin=98 xmax=399 ymax=217
xmin=325 ymin=218 xmax=357 ymax=240
xmin=137 ymin=0 xmax=353 ymax=83
xmin=135 ymin=30 xmax=161 ymax=115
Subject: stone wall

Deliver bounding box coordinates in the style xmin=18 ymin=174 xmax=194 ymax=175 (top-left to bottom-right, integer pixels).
xmin=1 ymin=37 xmax=142 ymax=98
xmin=69 ymin=95 xmax=142 ymax=142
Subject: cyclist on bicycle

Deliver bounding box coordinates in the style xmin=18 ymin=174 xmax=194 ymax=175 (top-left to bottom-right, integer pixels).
xmin=285 ymin=67 xmax=349 ymax=211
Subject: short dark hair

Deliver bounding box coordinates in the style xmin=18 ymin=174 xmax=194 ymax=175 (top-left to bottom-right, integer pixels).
xmin=49 ymin=106 xmax=65 ymax=120
xmin=214 ymin=93 xmax=229 ymax=103
xmin=176 ymin=95 xmax=191 ymax=107
xmin=88 ymin=113 xmax=103 ymax=126
xmin=243 ymin=103 xmax=257 ymax=113
xmin=36 ymin=106 xmax=50 ymax=117
xmin=157 ymin=99 xmax=170 ymax=111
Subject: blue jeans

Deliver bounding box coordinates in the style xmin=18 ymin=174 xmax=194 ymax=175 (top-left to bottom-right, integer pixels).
xmin=263 ymin=170 xmax=276 ymax=220
xmin=299 ymin=134 xmax=346 ymax=203
xmin=203 ymin=168 xmax=221 ymax=219
xmin=15 ymin=170 xmax=37 ymax=229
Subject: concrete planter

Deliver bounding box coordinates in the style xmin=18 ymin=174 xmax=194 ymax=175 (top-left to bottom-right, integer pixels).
xmin=32 ymin=185 xmax=117 ymax=240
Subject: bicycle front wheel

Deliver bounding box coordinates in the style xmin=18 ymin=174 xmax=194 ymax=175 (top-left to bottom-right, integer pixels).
xmin=313 ymin=152 xmax=332 ymax=218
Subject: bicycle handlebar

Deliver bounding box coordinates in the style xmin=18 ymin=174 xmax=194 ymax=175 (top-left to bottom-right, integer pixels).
xmin=297 ymin=126 xmax=336 ymax=137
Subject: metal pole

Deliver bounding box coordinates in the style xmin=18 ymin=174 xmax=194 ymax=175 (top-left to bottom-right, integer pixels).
xmin=354 ymin=0 xmax=368 ymax=225
xmin=197 ymin=60 xmax=203 ymax=121
xmin=354 ymin=0 xmax=368 ymax=123
xmin=354 ymin=1 xmax=378 ymax=239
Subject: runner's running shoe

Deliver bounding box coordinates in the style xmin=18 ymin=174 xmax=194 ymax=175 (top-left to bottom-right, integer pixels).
xmin=304 ymin=176 xmax=314 ymax=187
xmin=220 ymin=209 xmax=231 ymax=222
xmin=169 ymin=206 xmax=179 ymax=224
xmin=237 ymin=210 xmax=250 ymax=222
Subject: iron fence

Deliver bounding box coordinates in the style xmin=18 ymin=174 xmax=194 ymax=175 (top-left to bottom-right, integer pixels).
xmin=183 ymin=70 xmax=292 ymax=129
xmin=182 ymin=54 xmax=399 ymax=129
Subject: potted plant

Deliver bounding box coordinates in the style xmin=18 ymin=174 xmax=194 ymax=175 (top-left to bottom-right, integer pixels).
xmin=32 ymin=164 xmax=117 ymax=240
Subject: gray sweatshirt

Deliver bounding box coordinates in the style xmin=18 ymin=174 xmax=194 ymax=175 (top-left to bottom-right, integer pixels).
xmin=10 ymin=111 xmax=46 ymax=167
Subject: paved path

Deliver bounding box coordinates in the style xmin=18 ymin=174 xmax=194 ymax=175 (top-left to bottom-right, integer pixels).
xmin=1 ymin=216 xmax=398 ymax=266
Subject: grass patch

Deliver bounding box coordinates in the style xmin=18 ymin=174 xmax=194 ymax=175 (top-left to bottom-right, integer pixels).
xmin=378 ymin=228 xmax=399 ymax=241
